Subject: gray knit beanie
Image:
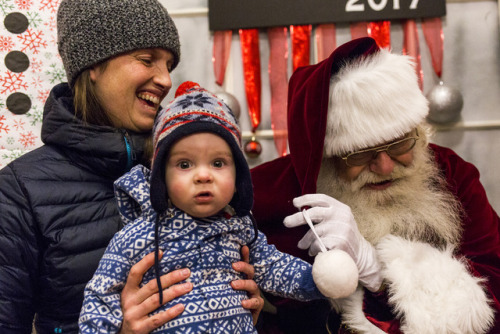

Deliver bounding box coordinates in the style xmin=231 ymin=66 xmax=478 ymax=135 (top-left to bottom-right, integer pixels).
xmin=57 ymin=0 xmax=180 ymax=87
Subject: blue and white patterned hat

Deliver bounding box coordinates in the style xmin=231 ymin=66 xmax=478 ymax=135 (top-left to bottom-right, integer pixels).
xmin=150 ymin=81 xmax=253 ymax=216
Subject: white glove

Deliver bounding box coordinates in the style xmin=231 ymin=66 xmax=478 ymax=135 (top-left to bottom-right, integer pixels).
xmin=284 ymin=193 xmax=383 ymax=292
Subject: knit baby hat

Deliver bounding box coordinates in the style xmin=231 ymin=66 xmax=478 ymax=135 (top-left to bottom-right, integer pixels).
xmin=150 ymin=81 xmax=253 ymax=216
xmin=57 ymin=0 xmax=180 ymax=87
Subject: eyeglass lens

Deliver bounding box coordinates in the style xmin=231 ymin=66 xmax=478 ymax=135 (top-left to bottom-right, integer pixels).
xmin=346 ymin=137 xmax=417 ymax=166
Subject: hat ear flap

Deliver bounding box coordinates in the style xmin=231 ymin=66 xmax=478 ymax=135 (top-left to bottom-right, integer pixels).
xmin=150 ymin=141 xmax=170 ymax=213
xmin=229 ymin=148 xmax=253 ymax=216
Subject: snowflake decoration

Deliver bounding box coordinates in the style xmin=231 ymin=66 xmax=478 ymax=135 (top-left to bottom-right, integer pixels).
xmin=19 ymin=130 xmax=36 ymax=148
xmin=0 ymin=1 xmax=15 ymax=16
xmin=0 ymin=114 xmax=10 ymax=134
xmin=1 ymin=149 xmax=23 ymax=162
xmin=0 ymin=71 xmax=28 ymax=94
xmin=26 ymin=105 xmax=43 ymax=126
xmin=17 ymin=28 xmax=48 ymax=54
xmin=44 ymin=14 xmax=57 ymax=31
xmin=0 ymin=0 xmax=62 ymax=157
xmin=30 ymin=59 xmax=43 ymax=73
xmin=15 ymin=0 xmax=33 ymax=10
xmin=13 ymin=118 xmax=26 ymax=131
xmin=31 ymin=75 xmax=43 ymax=88
xmin=39 ymin=0 xmax=60 ymax=14
xmin=0 ymin=36 xmax=14 ymax=52
xmin=26 ymin=11 xmax=42 ymax=29
xmin=176 ymin=94 xmax=214 ymax=109
xmin=46 ymin=63 xmax=65 ymax=84
xmin=37 ymin=89 xmax=49 ymax=103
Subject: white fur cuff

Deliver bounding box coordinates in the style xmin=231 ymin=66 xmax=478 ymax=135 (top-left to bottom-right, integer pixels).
xmin=376 ymin=234 xmax=494 ymax=334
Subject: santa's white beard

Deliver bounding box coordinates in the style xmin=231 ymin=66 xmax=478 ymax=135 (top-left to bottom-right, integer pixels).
xmin=317 ymin=143 xmax=463 ymax=248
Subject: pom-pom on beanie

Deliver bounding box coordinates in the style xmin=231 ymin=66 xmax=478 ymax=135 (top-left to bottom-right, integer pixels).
xmin=323 ymin=37 xmax=429 ymax=157
xmin=150 ymin=81 xmax=253 ymax=216
xmin=57 ymin=0 xmax=180 ymax=87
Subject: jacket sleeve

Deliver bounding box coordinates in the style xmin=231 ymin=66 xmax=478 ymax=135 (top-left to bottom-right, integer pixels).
xmin=0 ymin=165 xmax=38 ymax=333
xmin=78 ymin=234 xmax=130 ymax=333
xmin=113 ymin=164 xmax=152 ymax=225
xmin=249 ymin=228 xmax=324 ymax=302
xmin=432 ymin=144 xmax=500 ymax=332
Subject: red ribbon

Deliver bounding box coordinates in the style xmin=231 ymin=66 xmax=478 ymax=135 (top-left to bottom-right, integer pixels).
xmin=290 ymin=25 xmax=311 ymax=72
xmin=350 ymin=21 xmax=369 ymax=39
xmin=402 ymin=20 xmax=423 ymax=90
xmin=368 ymin=21 xmax=391 ymax=49
xmin=212 ymin=30 xmax=232 ymax=86
xmin=421 ymin=17 xmax=443 ymax=78
xmin=239 ymin=29 xmax=261 ymax=132
xmin=268 ymin=27 xmax=289 ymax=156
xmin=315 ymin=24 xmax=336 ymax=62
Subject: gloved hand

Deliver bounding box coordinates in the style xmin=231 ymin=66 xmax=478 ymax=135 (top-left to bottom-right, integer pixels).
xmin=284 ymin=193 xmax=383 ymax=292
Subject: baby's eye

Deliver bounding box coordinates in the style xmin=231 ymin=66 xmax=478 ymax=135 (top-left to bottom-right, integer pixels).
xmin=178 ymin=161 xmax=191 ymax=169
xmin=212 ymin=160 xmax=225 ymax=168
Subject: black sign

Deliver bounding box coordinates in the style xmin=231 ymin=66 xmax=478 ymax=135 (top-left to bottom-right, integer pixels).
xmin=208 ymin=0 xmax=446 ymax=31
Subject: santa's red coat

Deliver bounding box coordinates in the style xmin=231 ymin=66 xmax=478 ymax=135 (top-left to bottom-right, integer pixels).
xmin=250 ymin=37 xmax=500 ymax=333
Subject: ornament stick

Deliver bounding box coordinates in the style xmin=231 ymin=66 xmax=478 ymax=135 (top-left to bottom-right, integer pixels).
xmin=302 ymin=209 xmax=327 ymax=253
xmin=304 ymin=209 xmax=359 ymax=299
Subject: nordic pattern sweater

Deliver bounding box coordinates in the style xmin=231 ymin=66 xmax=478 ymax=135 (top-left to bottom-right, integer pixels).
xmin=79 ymin=165 xmax=323 ymax=333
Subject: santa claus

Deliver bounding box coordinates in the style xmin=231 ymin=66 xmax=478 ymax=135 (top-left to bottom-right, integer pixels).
xmin=251 ymin=37 xmax=500 ymax=333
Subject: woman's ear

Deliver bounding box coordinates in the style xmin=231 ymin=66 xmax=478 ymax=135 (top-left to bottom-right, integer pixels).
xmin=89 ymin=66 xmax=99 ymax=82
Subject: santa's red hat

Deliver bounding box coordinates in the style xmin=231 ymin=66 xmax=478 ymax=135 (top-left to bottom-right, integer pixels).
xmin=323 ymin=38 xmax=429 ymax=156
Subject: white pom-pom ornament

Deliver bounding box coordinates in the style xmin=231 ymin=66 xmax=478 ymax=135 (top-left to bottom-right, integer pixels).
xmin=312 ymin=249 xmax=359 ymax=298
xmin=302 ymin=210 xmax=359 ymax=299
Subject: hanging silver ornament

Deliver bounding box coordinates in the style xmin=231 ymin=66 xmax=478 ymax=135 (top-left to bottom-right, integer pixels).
xmin=426 ymin=81 xmax=463 ymax=124
xmin=215 ymin=91 xmax=241 ymax=120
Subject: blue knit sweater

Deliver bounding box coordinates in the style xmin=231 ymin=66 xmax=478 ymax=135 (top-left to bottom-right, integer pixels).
xmin=78 ymin=165 xmax=323 ymax=333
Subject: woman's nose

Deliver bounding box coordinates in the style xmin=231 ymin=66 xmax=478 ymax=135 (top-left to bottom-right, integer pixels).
xmin=153 ymin=65 xmax=172 ymax=90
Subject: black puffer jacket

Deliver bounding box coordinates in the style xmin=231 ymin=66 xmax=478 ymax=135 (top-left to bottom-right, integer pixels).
xmin=0 ymin=83 xmax=149 ymax=334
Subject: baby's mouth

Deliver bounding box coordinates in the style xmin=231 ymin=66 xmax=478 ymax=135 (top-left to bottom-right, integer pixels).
xmin=195 ymin=191 xmax=213 ymax=203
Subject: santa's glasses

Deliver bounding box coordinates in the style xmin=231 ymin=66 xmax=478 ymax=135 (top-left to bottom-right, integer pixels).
xmin=341 ymin=129 xmax=419 ymax=167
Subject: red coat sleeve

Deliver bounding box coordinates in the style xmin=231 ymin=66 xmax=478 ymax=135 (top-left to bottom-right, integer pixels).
xmin=431 ymin=144 xmax=500 ymax=332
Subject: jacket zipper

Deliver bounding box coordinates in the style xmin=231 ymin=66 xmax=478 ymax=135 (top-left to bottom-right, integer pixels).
xmin=122 ymin=130 xmax=135 ymax=171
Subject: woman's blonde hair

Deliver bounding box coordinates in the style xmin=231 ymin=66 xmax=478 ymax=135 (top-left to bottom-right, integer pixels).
xmin=72 ymin=63 xmax=113 ymax=127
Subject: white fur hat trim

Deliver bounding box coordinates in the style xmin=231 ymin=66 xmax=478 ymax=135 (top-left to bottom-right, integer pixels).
xmin=324 ymin=49 xmax=429 ymax=156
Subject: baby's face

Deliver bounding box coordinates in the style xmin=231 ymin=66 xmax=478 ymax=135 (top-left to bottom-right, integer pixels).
xmin=165 ymin=132 xmax=236 ymax=218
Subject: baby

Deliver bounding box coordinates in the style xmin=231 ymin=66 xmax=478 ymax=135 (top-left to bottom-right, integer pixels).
xmin=78 ymin=82 xmax=328 ymax=333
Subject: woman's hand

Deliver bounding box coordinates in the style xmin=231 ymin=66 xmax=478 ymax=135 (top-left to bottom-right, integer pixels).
xmin=231 ymin=245 xmax=264 ymax=325
xmin=119 ymin=251 xmax=192 ymax=334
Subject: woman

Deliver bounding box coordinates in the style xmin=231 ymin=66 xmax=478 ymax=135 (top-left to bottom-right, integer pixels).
xmin=0 ymin=1 xmax=262 ymax=333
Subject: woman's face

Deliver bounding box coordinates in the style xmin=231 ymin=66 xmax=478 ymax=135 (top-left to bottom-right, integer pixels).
xmin=90 ymin=48 xmax=174 ymax=133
